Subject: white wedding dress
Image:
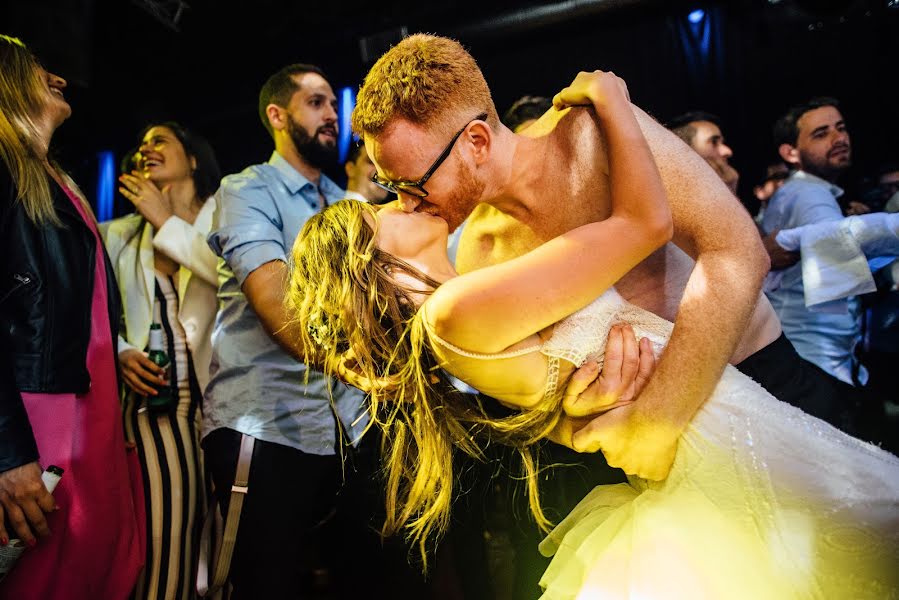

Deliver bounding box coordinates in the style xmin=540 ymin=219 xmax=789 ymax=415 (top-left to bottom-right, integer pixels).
xmin=528 ymin=289 xmax=899 ymax=599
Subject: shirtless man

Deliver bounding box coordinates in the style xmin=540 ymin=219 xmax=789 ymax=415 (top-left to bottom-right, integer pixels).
xmin=351 ymin=34 xmax=811 ymax=481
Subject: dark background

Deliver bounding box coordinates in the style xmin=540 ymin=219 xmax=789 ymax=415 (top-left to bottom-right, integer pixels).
xmin=2 ymin=0 xmax=897 ymax=219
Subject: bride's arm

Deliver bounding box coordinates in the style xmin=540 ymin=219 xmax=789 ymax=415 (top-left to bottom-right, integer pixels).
xmin=426 ymin=71 xmax=672 ymax=353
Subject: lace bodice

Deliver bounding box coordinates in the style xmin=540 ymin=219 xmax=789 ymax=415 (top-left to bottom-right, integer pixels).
xmin=539 ymin=288 xmax=674 ymax=402
xmin=426 ymin=287 xmax=676 ymax=406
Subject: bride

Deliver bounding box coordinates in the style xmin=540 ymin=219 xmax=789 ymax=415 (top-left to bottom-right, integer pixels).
xmin=287 ymin=71 xmax=899 ymax=598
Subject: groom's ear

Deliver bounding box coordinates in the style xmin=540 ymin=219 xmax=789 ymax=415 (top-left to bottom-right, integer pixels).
xmin=464 ymin=121 xmax=492 ymax=166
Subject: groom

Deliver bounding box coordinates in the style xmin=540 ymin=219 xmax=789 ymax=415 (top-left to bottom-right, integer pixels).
xmin=351 ymin=34 xmax=847 ymax=476
xmin=351 ymin=33 xmax=851 ymax=598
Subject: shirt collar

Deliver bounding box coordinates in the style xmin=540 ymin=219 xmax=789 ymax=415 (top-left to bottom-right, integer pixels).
xmin=266 ymin=151 xmax=343 ymax=202
xmin=793 ymin=169 xmax=844 ymax=199
xmin=343 ymin=190 xmax=370 ymax=203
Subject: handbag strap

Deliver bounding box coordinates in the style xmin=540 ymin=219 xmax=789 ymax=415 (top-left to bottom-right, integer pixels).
xmin=197 ymin=433 xmax=255 ymax=596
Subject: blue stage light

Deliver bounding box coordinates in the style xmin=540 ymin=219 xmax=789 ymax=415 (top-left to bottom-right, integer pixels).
xmin=338 ymin=86 xmax=355 ymax=164
xmin=688 ymin=9 xmax=706 ymax=24
xmin=96 ymin=151 xmax=115 ymax=222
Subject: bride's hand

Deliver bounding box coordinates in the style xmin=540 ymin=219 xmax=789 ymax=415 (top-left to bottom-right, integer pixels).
xmin=552 ymin=70 xmax=631 ymax=115
xmin=564 ymin=324 xmax=654 ymax=416
xmin=548 ymin=324 xmax=654 ymax=447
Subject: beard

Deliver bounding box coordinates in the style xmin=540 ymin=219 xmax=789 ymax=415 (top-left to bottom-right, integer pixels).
xmin=287 ymin=115 xmax=338 ymax=170
xmin=800 ymin=146 xmax=851 ymax=182
xmin=439 ymin=159 xmax=485 ymax=232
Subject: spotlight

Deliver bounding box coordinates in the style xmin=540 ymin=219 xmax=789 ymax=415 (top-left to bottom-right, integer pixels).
xmin=688 ymin=9 xmax=706 ymax=24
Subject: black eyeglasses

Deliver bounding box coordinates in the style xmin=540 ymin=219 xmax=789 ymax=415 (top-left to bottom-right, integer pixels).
xmin=369 ymin=112 xmax=488 ymax=203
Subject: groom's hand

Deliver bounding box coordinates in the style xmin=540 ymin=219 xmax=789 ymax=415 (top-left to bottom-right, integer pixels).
xmin=548 ymin=324 xmax=654 ymax=447
xmin=571 ymin=403 xmax=679 ymax=481
xmin=551 ymin=324 xmax=680 ymax=480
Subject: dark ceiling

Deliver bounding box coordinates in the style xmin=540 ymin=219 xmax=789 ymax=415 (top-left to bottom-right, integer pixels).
xmin=2 ymin=0 xmax=897 ymax=216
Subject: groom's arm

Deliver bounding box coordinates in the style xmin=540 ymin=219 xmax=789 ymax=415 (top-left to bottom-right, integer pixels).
xmin=569 ymin=105 xmax=769 ymax=480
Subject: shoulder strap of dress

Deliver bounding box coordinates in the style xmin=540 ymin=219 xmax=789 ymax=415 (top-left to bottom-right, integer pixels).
xmin=418 ymin=304 xmax=543 ymax=360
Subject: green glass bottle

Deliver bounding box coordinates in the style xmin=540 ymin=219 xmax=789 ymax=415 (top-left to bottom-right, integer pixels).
xmin=146 ymin=323 xmax=174 ymax=412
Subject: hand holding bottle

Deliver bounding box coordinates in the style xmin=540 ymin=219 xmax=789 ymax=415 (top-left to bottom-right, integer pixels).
xmin=119 ymin=348 xmax=168 ymax=396
xmin=145 ymin=323 xmax=175 ymax=412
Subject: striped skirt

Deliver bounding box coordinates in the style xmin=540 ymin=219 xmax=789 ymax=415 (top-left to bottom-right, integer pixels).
xmin=122 ymin=273 xmax=219 ymax=600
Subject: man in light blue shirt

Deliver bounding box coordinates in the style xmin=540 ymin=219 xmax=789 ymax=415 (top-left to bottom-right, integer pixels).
xmin=762 ymin=97 xmax=864 ymax=395
xmin=202 ymin=63 xmax=374 ymax=598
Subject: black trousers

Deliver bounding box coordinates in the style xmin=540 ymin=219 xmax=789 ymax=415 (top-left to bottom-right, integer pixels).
xmin=735 ymin=332 xmax=859 ymax=434
xmin=203 ymin=427 xmax=428 ymax=599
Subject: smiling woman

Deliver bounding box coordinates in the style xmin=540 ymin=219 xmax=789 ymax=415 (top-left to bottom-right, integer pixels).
xmin=100 ymin=120 xmax=222 ymax=600
xmin=0 ymin=34 xmax=144 ymax=599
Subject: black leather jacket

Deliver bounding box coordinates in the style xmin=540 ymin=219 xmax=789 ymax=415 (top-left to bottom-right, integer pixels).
xmin=0 ymin=165 xmax=121 ymax=473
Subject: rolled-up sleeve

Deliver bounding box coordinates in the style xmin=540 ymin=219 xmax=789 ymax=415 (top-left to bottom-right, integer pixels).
xmin=208 ymin=176 xmax=287 ymax=285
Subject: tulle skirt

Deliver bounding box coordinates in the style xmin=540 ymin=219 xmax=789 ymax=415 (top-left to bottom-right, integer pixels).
xmin=538 ymin=367 xmax=899 ymax=599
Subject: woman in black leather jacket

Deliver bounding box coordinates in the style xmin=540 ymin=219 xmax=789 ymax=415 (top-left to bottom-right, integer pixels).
xmin=0 ymin=35 xmax=143 ymax=598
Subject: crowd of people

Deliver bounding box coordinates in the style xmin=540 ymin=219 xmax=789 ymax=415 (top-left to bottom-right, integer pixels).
xmin=1 ymin=30 xmax=898 ymax=600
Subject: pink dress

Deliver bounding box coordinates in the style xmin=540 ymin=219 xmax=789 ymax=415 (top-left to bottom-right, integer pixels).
xmin=1 ymin=186 xmax=145 ymax=599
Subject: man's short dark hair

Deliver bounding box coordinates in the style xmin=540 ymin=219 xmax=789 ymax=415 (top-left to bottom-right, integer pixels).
xmin=772 ymin=97 xmax=840 ymax=149
xmin=502 ymin=95 xmax=552 ymax=131
xmin=666 ymin=111 xmax=721 ymax=146
xmin=345 ymin=140 xmax=366 ymax=165
xmin=258 ymin=63 xmax=327 ymax=139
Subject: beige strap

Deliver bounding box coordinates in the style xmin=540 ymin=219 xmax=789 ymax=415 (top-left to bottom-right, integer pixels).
xmin=197 ymin=434 xmax=255 ymax=597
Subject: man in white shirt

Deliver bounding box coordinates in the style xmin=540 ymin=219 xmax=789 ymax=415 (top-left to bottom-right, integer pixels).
xmin=761 ymin=97 xmax=863 ymax=430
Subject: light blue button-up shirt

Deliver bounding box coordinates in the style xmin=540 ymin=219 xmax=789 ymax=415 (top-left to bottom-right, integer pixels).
xmin=761 ymin=170 xmax=866 ymax=386
xmin=204 ymin=151 xmax=368 ymax=455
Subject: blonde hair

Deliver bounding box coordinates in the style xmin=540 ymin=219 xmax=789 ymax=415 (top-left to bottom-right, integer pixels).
xmin=0 ymin=34 xmax=87 ymax=225
xmin=287 ymin=199 xmax=563 ymax=569
xmin=351 ymin=34 xmax=499 ymax=139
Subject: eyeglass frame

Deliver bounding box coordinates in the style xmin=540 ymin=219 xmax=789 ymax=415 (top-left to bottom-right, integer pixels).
xmin=368 ymin=112 xmax=489 ymax=203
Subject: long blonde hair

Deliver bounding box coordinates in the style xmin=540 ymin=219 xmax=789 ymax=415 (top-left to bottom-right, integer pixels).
xmin=0 ymin=34 xmax=84 ymax=225
xmin=287 ymin=199 xmax=564 ymax=568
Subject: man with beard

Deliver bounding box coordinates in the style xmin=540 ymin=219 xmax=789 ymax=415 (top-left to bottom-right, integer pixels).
xmin=761 ymin=97 xmax=866 ymax=430
xmin=201 ymin=64 xmax=374 ymax=598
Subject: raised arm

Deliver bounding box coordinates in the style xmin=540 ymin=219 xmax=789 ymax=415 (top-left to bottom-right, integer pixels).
xmin=119 ymin=174 xmax=219 ymax=285
xmin=427 ymin=72 xmax=672 ymax=353
xmin=153 ymin=207 xmax=218 ymax=285
xmin=569 ymin=106 xmax=771 ymax=480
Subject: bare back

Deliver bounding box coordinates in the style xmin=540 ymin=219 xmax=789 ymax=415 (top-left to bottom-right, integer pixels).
xmin=456 ymin=106 xmax=780 ymax=364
